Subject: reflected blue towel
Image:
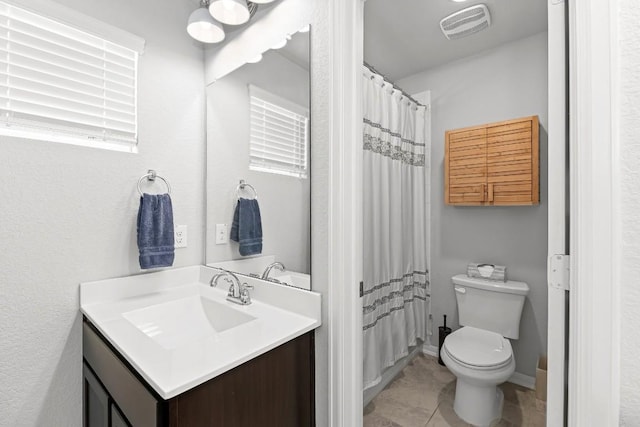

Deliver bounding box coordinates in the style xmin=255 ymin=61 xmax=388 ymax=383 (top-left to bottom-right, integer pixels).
xmin=137 ymin=193 xmax=175 ymax=269
xmin=230 ymin=198 xmax=262 ymax=256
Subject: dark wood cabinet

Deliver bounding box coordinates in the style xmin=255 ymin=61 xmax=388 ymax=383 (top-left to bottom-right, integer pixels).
xmin=83 ymin=363 xmax=132 ymax=427
xmin=110 ymin=404 xmax=130 ymax=427
xmin=83 ymin=319 xmax=315 ymax=427
xmin=84 ymin=364 xmax=110 ymax=427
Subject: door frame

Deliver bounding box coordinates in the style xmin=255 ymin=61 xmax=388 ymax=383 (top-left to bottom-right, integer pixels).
xmin=325 ymin=0 xmax=365 ymax=425
xmin=327 ymin=0 xmax=622 ymax=425
xmin=567 ymin=0 xmax=621 ymax=425
xmin=546 ymin=1 xmax=568 ymax=425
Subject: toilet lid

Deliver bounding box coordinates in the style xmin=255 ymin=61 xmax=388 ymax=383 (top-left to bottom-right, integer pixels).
xmin=444 ymin=327 xmax=512 ymax=368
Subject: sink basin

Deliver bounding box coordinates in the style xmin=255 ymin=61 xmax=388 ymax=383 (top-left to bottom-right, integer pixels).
xmin=81 ymin=265 xmax=321 ymax=398
xmin=273 ymin=272 xmax=310 ymax=290
xmin=123 ymin=296 xmax=256 ymax=350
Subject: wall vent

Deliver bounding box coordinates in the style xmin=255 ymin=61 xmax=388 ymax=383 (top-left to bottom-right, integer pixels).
xmin=440 ymin=4 xmax=491 ymax=40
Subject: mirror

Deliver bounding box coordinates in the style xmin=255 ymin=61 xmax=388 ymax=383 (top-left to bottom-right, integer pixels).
xmin=205 ymin=29 xmax=311 ymax=290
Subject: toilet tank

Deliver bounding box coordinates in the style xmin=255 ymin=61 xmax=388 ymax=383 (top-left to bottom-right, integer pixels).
xmin=452 ymin=274 xmax=529 ymax=339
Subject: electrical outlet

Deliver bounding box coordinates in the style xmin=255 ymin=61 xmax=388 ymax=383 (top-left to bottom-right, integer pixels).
xmin=175 ymin=225 xmax=187 ymax=248
xmin=215 ymin=224 xmax=228 ymax=245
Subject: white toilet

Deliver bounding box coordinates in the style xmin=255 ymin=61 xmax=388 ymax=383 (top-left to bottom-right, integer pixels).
xmin=441 ymin=274 xmax=530 ymax=426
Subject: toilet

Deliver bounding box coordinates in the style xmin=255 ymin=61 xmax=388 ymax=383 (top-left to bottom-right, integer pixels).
xmin=441 ymin=274 xmax=530 ymax=426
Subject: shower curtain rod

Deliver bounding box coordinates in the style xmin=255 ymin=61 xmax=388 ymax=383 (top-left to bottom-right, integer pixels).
xmin=363 ymin=61 xmax=428 ymax=108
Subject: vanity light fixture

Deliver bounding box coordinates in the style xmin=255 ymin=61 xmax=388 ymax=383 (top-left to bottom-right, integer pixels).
xmin=187 ymin=1 xmax=225 ymax=44
xmin=209 ymin=0 xmax=251 ymax=25
xmin=187 ymin=0 xmax=267 ymax=44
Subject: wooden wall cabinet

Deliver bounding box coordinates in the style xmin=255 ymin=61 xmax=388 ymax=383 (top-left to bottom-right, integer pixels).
xmin=445 ymin=116 xmax=539 ymax=206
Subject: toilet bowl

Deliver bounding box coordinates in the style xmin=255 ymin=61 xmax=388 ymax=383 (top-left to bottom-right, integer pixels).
xmin=442 ymin=326 xmax=515 ymax=426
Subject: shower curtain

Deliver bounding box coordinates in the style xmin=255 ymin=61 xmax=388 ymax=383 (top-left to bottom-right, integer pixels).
xmin=362 ymin=67 xmax=430 ymax=389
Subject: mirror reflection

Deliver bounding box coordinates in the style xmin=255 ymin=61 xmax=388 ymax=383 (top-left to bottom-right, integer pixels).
xmin=205 ymin=29 xmax=311 ymax=290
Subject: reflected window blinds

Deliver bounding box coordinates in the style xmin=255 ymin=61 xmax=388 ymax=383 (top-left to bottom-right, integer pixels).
xmin=0 ymin=1 xmax=139 ymax=152
xmin=249 ymin=85 xmax=309 ymax=179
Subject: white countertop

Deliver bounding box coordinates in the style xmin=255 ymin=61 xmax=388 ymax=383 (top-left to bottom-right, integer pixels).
xmin=80 ymin=265 xmax=322 ymax=399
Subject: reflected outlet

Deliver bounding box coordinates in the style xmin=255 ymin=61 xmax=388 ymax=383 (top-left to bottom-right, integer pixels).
xmin=216 ymin=224 xmax=228 ymax=245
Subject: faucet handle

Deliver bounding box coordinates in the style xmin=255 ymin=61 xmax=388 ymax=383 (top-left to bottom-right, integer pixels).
xmin=242 ymin=282 xmax=254 ymax=290
xmin=240 ymin=288 xmax=252 ymax=304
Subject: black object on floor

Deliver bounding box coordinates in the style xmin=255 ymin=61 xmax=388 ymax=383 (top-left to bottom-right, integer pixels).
xmin=438 ymin=315 xmax=452 ymax=366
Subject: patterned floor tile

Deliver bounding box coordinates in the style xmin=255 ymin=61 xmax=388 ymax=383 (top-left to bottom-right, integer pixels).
xmin=364 ymin=354 xmax=546 ymax=427
xmin=364 ymin=412 xmax=404 ymax=427
xmin=369 ymin=395 xmax=434 ymax=427
xmin=425 ymin=407 xmax=471 ymax=427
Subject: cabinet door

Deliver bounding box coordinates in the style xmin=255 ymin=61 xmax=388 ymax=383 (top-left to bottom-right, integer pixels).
xmin=110 ymin=402 xmax=131 ymax=427
xmin=486 ymin=117 xmax=539 ymax=205
xmin=84 ymin=364 xmax=109 ymax=427
xmin=83 ymin=322 xmax=159 ymax=427
xmin=445 ymin=126 xmax=487 ymax=205
xmin=168 ymin=332 xmax=314 ymax=427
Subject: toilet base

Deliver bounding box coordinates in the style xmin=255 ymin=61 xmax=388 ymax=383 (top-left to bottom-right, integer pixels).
xmin=453 ymin=379 xmax=504 ymax=427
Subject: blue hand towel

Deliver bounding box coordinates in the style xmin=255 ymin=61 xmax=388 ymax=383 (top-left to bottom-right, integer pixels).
xmin=137 ymin=193 xmax=175 ymax=269
xmin=230 ymin=198 xmax=263 ymax=256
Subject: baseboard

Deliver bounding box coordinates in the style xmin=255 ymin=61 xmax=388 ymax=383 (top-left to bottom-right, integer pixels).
xmin=363 ymin=344 xmax=424 ymax=407
xmin=508 ymin=372 xmax=536 ymax=390
xmin=422 ymin=343 xmax=438 ymax=358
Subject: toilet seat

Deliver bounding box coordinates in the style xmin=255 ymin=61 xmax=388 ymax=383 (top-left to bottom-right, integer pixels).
xmin=443 ymin=326 xmax=513 ymax=370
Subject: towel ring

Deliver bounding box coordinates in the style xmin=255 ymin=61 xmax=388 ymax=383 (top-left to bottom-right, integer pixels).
xmin=137 ymin=170 xmax=171 ymax=196
xmin=236 ymin=179 xmax=258 ymax=200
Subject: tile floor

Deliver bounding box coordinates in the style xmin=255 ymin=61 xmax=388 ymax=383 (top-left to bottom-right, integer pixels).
xmin=363 ymin=354 xmax=546 ymax=427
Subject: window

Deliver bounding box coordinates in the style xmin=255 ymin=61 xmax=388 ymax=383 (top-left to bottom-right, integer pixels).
xmin=0 ymin=1 xmax=140 ymax=152
xmin=249 ymin=85 xmax=309 ymax=179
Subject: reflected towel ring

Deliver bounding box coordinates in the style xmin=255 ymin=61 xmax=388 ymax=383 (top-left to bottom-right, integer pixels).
xmin=236 ymin=179 xmax=258 ymax=200
xmin=137 ymin=170 xmax=171 ymax=196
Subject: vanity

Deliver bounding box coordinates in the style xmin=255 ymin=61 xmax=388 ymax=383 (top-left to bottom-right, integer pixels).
xmin=81 ymin=266 xmax=321 ymax=427
xmin=80 ymin=19 xmax=318 ymax=427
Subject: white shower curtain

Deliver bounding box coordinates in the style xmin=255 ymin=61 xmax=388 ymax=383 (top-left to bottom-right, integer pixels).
xmin=362 ymin=67 xmax=430 ymax=389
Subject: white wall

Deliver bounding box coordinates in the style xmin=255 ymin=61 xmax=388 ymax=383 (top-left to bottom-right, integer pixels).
xmin=618 ymin=0 xmax=640 ymax=423
xmin=205 ymin=48 xmax=311 ymax=273
xmin=0 ymin=0 xmax=206 ymax=425
xmin=398 ymin=32 xmax=549 ymax=378
xmin=306 ymin=6 xmax=332 ymax=426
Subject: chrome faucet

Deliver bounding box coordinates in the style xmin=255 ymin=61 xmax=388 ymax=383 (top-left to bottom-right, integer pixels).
xmin=209 ymin=269 xmax=252 ymax=305
xmin=261 ymin=262 xmax=286 ymax=280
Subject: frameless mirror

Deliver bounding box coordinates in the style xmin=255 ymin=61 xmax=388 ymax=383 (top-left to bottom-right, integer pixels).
xmin=205 ymin=29 xmax=311 ymax=290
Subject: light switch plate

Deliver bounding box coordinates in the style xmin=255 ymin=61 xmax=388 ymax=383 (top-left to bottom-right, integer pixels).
xmin=215 ymin=224 xmax=228 ymax=245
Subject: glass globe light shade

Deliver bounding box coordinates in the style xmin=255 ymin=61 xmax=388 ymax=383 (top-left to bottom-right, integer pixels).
xmin=187 ymin=7 xmax=225 ymax=43
xmin=209 ymin=0 xmax=250 ymax=26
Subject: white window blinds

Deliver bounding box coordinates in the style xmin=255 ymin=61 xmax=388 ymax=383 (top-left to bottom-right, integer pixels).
xmin=0 ymin=1 xmax=139 ymax=152
xmin=249 ymin=85 xmax=309 ymax=179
